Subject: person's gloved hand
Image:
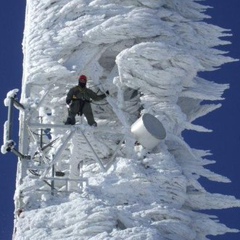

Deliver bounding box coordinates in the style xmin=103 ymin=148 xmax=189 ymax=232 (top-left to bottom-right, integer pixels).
xmin=66 ymin=99 xmax=71 ymax=104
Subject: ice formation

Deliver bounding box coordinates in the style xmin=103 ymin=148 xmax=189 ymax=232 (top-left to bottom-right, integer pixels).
xmin=12 ymin=0 xmax=240 ymax=239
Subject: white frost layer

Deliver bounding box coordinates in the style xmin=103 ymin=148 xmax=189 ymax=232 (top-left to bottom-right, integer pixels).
xmin=14 ymin=0 xmax=240 ymax=240
xmin=15 ymin=158 xmax=239 ymax=240
xmin=4 ymin=89 xmax=19 ymax=106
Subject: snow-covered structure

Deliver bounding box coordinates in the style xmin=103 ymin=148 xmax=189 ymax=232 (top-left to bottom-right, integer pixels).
xmin=9 ymin=0 xmax=240 ymax=239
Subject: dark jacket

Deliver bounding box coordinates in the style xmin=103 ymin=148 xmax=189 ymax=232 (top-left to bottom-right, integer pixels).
xmin=66 ymin=86 xmax=106 ymax=114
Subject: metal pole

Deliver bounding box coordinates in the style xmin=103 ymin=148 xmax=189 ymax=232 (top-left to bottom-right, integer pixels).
xmin=105 ymin=136 xmax=125 ymax=170
xmin=7 ymin=97 xmax=14 ymax=140
xmin=29 ymin=123 xmax=72 ymax=129
xmin=51 ymin=165 xmax=55 ymax=196
xmin=11 ymin=148 xmax=31 ymax=160
xmin=42 ymin=130 xmax=75 ymax=177
xmin=40 ymin=117 xmax=43 ymax=149
xmin=80 ymin=130 xmax=106 ymax=171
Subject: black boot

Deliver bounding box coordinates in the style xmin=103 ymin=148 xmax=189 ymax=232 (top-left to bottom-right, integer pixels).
xmin=65 ymin=117 xmax=75 ymax=125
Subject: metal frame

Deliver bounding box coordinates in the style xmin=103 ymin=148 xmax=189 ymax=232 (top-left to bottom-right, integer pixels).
xmin=29 ymin=175 xmax=89 ymax=194
xmin=2 ymin=94 xmax=29 ymax=159
xmin=29 ymin=123 xmax=124 ymax=173
xmin=3 ymin=90 xmax=124 ymax=198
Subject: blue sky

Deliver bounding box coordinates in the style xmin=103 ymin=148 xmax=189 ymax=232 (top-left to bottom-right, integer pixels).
xmin=184 ymin=2 xmax=240 ymax=239
xmin=0 ymin=1 xmax=239 ymax=240
xmin=0 ymin=1 xmax=25 ymax=240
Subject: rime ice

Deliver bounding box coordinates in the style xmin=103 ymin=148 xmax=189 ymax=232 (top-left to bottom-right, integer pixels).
xmin=13 ymin=1 xmax=240 ymax=240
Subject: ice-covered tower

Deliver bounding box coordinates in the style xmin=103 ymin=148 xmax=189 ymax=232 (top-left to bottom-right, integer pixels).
xmin=4 ymin=0 xmax=239 ymax=239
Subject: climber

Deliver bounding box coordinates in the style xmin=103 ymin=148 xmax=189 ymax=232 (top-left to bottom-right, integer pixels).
xmin=65 ymin=75 xmax=108 ymax=126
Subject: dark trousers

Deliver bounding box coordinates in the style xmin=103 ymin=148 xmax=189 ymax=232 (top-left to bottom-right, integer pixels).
xmin=66 ymin=102 xmax=96 ymax=126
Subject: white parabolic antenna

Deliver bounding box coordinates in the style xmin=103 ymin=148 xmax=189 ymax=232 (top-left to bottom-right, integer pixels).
xmin=131 ymin=113 xmax=166 ymax=150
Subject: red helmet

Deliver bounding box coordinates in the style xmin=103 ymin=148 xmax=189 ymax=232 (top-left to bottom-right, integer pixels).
xmin=79 ymin=75 xmax=87 ymax=83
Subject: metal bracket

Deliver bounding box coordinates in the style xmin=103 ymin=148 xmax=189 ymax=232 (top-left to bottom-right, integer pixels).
xmin=29 ymin=123 xmax=124 ymax=173
xmin=1 ymin=91 xmax=30 ymax=160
